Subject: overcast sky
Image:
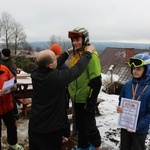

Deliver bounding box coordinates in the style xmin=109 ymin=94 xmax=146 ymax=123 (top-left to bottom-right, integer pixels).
xmin=1 ymin=0 xmax=150 ymax=43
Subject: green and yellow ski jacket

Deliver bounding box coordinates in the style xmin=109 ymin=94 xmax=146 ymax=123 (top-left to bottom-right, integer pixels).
xmin=68 ymin=45 xmax=101 ymax=103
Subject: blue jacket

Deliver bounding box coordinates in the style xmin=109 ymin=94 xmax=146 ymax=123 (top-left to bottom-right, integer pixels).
xmin=119 ymin=77 xmax=150 ymax=134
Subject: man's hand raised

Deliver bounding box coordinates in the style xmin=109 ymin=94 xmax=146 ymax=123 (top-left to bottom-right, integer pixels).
xmin=87 ymin=45 xmax=96 ymax=53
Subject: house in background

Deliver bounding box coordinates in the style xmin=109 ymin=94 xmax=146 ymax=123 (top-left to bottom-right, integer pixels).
xmin=17 ymin=50 xmax=38 ymax=58
xmin=100 ymin=47 xmax=150 ymax=94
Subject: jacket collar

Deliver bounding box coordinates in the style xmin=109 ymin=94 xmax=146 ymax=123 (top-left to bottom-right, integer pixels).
xmin=132 ymin=76 xmax=150 ymax=85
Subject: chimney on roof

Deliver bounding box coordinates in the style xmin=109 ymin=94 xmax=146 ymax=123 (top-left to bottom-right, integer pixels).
xmin=125 ymin=48 xmax=134 ymax=63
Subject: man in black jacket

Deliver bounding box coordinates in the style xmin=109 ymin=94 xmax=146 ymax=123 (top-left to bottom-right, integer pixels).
xmin=28 ymin=45 xmax=96 ymax=150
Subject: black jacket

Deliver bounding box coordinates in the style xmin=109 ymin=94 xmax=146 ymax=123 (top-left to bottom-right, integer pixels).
xmin=29 ymin=51 xmax=92 ymax=134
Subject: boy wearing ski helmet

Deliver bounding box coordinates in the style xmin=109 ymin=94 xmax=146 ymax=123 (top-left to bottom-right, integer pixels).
xmin=68 ymin=27 xmax=102 ymax=150
xmin=117 ymin=53 xmax=150 ymax=150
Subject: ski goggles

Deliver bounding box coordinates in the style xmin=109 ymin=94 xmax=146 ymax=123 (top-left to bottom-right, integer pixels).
xmin=128 ymin=57 xmax=150 ymax=67
xmin=68 ymin=31 xmax=82 ymax=39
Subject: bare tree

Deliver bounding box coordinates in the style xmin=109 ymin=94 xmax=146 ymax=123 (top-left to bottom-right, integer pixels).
xmin=0 ymin=12 xmax=27 ymax=54
xmin=12 ymin=22 xmax=27 ymax=55
xmin=0 ymin=12 xmax=15 ymax=48
xmin=48 ymin=35 xmax=60 ymax=46
xmin=21 ymin=41 xmax=33 ymax=52
xmin=48 ymin=35 xmax=71 ymax=52
xmin=61 ymin=39 xmax=71 ymax=52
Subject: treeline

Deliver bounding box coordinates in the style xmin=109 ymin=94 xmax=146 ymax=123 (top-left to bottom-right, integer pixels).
xmin=0 ymin=12 xmax=32 ymax=55
xmin=0 ymin=11 xmax=71 ymax=55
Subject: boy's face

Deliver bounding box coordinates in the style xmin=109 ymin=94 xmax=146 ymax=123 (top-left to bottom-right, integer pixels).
xmin=132 ymin=66 xmax=144 ymax=78
xmin=72 ymin=37 xmax=83 ymax=50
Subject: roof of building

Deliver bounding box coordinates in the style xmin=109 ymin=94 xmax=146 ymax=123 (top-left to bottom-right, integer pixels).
xmin=100 ymin=47 xmax=150 ymax=84
xmin=17 ymin=50 xmax=38 ymax=58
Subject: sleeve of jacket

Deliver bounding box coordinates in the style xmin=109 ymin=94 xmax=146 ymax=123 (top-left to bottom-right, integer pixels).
xmin=10 ymin=60 xmax=17 ymax=83
xmin=57 ymin=52 xmax=69 ymax=69
xmin=87 ymin=53 xmax=101 ymax=101
xmin=136 ymin=95 xmax=150 ymax=130
xmin=59 ymin=51 xmax=92 ymax=85
xmin=10 ymin=59 xmax=17 ymax=76
xmin=88 ymin=76 xmax=102 ymax=101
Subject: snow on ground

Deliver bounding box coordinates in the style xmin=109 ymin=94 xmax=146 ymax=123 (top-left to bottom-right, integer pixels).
xmin=97 ymin=91 xmax=120 ymax=149
xmin=1 ymin=114 xmax=29 ymax=150
xmin=1 ymin=91 xmax=150 ymax=149
xmin=96 ymin=91 xmax=150 ymax=150
xmin=1 ymin=73 xmax=150 ymax=149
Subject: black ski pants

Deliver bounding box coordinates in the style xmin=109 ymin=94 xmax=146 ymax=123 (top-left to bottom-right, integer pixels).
xmin=120 ymin=128 xmax=147 ymax=150
xmin=74 ymin=103 xmax=101 ymax=148
xmin=0 ymin=109 xmax=17 ymax=149
xmin=29 ymin=130 xmax=62 ymax=150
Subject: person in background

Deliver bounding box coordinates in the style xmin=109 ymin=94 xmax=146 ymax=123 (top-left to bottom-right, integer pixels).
xmin=1 ymin=49 xmax=17 ymax=76
xmin=1 ymin=48 xmax=19 ymax=120
xmin=68 ymin=27 xmax=102 ymax=150
xmin=50 ymin=43 xmax=70 ymax=142
xmin=50 ymin=43 xmax=69 ymax=69
xmin=117 ymin=53 xmax=150 ymax=150
xmin=28 ymin=45 xmax=96 ymax=150
xmin=50 ymin=43 xmax=62 ymax=57
xmin=0 ymin=64 xmax=23 ymax=150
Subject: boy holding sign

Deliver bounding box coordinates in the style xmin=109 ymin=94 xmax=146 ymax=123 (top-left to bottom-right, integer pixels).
xmin=117 ymin=53 xmax=150 ymax=150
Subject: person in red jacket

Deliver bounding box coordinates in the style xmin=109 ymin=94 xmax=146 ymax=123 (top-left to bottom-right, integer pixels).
xmin=0 ymin=64 xmax=23 ymax=150
xmin=1 ymin=48 xmax=19 ymax=120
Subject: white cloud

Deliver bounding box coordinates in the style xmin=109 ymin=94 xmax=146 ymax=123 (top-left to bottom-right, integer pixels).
xmin=1 ymin=0 xmax=150 ymax=42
